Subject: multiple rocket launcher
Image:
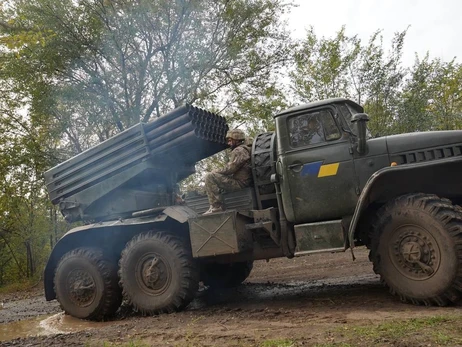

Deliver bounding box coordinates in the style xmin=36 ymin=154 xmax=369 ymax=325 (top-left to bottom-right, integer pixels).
xmin=44 ymin=105 xmax=229 ymax=222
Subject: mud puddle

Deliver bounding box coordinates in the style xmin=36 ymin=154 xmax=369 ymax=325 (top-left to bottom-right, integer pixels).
xmin=0 ymin=313 xmax=112 ymax=342
xmin=0 ymin=316 xmax=50 ymax=342
xmin=192 ymin=273 xmax=382 ymax=309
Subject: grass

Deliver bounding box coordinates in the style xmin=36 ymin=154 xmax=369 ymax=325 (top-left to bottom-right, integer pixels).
xmin=86 ymin=315 xmax=462 ymax=347
xmin=260 ymin=339 xmax=295 ymax=347
xmin=320 ymin=315 xmax=462 ymax=346
xmin=0 ymin=278 xmax=41 ymax=295
xmin=86 ymin=341 xmax=149 ymax=347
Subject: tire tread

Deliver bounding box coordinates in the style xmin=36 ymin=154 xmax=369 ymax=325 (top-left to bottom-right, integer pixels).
xmin=54 ymin=247 xmax=122 ymax=321
xmin=118 ymin=231 xmax=199 ymax=315
xmin=369 ymin=193 xmax=462 ymax=306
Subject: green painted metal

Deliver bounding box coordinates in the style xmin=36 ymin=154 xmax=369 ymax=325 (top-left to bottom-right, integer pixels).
xmin=188 ymin=211 xmax=253 ymax=258
xmin=294 ymin=220 xmax=345 ymax=254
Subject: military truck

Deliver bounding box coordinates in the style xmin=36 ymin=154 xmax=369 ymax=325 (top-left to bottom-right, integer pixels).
xmin=43 ymin=98 xmax=462 ymax=320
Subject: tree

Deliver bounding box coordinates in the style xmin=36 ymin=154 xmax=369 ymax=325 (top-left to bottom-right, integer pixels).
xmin=290 ymin=26 xmax=359 ymax=102
xmin=428 ymin=60 xmax=462 ymax=130
xmin=394 ymin=56 xmax=462 ymax=134
xmin=0 ymin=111 xmax=57 ymax=282
xmin=349 ymin=31 xmax=405 ymax=136
xmin=290 ymin=27 xmax=407 ymax=136
xmin=393 ymin=55 xmax=438 ymax=133
xmin=1 ymin=0 xmax=293 ymax=156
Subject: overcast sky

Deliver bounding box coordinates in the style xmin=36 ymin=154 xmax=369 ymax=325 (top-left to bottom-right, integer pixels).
xmin=287 ymin=0 xmax=461 ymax=68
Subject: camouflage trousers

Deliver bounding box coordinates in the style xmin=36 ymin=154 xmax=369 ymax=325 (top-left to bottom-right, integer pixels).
xmin=205 ymin=172 xmax=244 ymax=208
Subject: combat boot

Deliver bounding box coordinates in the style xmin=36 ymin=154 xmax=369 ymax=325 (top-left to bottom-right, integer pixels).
xmin=203 ymin=205 xmax=224 ymax=215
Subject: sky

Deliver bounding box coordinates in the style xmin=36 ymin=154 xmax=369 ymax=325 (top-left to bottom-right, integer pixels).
xmin=287 ymin=0 xmax=461 ymax=68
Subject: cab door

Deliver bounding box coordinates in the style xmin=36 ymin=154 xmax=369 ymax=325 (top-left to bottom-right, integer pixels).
xmin=277 ymin=106 xmax=358 ymax=224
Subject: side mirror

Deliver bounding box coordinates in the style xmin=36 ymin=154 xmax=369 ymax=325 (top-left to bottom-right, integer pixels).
xmin=351 ymin=113 xmax=369 ymax=155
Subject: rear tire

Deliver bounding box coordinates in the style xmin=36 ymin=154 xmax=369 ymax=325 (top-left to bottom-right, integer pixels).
xmin=370 ymin=193 xmax=462 ymax=306
xmin=201 ymin=261 xmax=254 ymax=288
xmin=54 ymin=248 xmax=122 ymax=320
xmin=119 ymin=231 xmax=199 ymax=314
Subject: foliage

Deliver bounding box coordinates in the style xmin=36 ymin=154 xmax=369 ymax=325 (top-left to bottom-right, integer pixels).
xmin=0 ymin=99 xmax=68 ymax=284
xmin=290 ymin=26 xmax=462 ymax=137
xmin=291 ymin=26 xmax=360 ymax=102
xmin=290 ymin=27 xmax=407 ymax=136
xmin=0 ymin=0 xmax=293 ymax=155
xmin=356 ymin=30 xmax=406 ymax=136
xmin=391 ymin=56 xmax=462 ymax=134
xmin=228 ymin=80 xmax=290 ymax=135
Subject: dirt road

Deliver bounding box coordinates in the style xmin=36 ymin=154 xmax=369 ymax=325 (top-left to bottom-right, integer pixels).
xmin=1 ymin=247 xmax=461 ymax=346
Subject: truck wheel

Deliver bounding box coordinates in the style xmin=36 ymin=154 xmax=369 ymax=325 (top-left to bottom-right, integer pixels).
xmin=119 ymin=231 xmax=199 ymax=314
xmin=370 ymin=193 xmax=462 ymax=306
xmin=201 ymin=261 xmax=254 ymax=288
xmin=54 ymin=248 xmax=122 ymax=320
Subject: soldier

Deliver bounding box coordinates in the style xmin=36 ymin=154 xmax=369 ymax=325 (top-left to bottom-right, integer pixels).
xmin=301 ymin=116 xmax=323 ymax=145
xmin=203 ymin=128 xmax=252 ymax=214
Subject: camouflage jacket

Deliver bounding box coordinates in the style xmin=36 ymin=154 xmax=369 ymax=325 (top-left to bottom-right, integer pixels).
xmin=216 ymin=144 xmax=252 ymax=186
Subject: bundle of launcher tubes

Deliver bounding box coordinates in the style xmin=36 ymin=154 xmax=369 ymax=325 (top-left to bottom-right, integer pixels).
xmin=143 ymin=104 xmax=229 ymax=165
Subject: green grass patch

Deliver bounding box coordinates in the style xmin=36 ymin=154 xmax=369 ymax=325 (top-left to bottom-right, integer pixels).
xmin=0 ymin=278 xmax=40 ymax=295
xmin=87 ymin=340 xmax=149 ymax=347
xmin=336 ymin=315 xmax=462 ymax=346
xmin=260 ymin=339 xmax=295 ymax=347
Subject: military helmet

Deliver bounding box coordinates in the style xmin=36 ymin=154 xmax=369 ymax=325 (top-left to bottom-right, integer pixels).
xmin=226 ymin=128 xmax=246 ymax=141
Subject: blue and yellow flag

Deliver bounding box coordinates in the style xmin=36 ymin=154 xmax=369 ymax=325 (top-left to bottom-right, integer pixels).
xmin=300 ymin=161 xmax=339 ymax=178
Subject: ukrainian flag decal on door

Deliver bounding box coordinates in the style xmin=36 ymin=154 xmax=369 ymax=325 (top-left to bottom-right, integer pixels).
xmin=300 ymin=161 xmax=339 ymax=178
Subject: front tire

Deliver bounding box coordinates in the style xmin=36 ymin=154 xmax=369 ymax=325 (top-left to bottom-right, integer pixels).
xmin=370 ymin=193 xmax=462 ymax=306
xmin=54 ymin=248 xmax=122 ymax=320
xmin=119 ymin=231 xmax=199 ymax=315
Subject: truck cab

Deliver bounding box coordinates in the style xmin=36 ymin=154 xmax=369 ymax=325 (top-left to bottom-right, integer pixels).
xmin=273 ymin=98 xmax=462 ymax=247
xmin=275 ymin=98 xmax=363 ymax=224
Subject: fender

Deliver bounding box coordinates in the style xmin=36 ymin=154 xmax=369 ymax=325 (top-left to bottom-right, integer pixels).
xmin=348 ymin=156 xmax=462 ymax=250
xmin=44 ymin=205 xmax=198 ymax=301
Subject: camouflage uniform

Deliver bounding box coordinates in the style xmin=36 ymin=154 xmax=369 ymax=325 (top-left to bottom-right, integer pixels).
xmin=205 ymin=144 xmax=252 ymax=209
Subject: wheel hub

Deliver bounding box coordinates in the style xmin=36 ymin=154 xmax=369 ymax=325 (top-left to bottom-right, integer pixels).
xmin=138 ymin=255 xmax=170 ymax=295
xmin=390 ymin=226 xmax=440 ymax=280
xmin=68 ymin=269 xmax=96 ymax=307
xmin=142 ymin=257 xmax=161 ymax=286
xmin=401 ymin=241 xmax=422 ymax=262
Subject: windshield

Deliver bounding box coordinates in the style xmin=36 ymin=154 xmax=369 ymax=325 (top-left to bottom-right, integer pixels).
xmin=338 ymin=103 xmax=372 ymax=138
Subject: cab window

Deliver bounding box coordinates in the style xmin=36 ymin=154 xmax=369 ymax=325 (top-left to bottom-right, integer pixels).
xmin=288 ymin=109 xmax=341 ymax=148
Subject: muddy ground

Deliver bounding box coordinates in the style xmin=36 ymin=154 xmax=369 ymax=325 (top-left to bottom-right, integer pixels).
xmin=1 ymin=247 xmax=462 ymax=346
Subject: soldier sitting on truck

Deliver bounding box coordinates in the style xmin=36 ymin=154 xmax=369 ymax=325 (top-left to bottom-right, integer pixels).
xmin=203 ymin=128 xmax=252 ymax=214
